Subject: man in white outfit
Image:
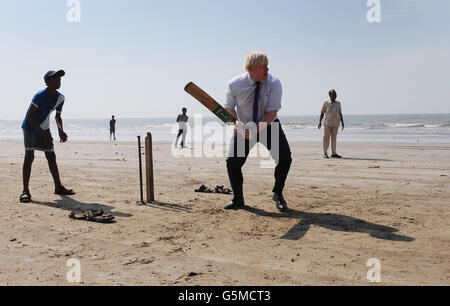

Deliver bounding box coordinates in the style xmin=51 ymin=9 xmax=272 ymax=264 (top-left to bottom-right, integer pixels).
xmin=175 ymin=108 xmax=188 ymax=148
xmin=318 ymin=90 xmax=345 ymax=158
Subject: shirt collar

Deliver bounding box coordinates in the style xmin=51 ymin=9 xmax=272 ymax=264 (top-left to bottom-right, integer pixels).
xmin=247 ymin=73 xmax=262 ymax=86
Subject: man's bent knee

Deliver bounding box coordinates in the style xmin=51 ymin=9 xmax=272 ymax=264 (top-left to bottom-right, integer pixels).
xmin=226 ymin=157 xmax=246 ymax=169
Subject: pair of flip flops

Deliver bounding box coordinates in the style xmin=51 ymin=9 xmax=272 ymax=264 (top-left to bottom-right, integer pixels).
xmin=195 ymin=185 xmax=232 ymax=194
xmin=69 ymin=208 xmax=115 ymax=223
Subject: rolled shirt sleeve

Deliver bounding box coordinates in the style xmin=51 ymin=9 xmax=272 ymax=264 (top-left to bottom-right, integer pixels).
xmin=265 ymin=79 xmax=282 ymax=112
xmin=224 ymin=82 xmax=237 ymax=110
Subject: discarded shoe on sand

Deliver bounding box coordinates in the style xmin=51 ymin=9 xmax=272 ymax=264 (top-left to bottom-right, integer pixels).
xmin=195 ymin=185 xmax=232 ymax=195
xmin=69 ymin=208 xmax=115 ymax=223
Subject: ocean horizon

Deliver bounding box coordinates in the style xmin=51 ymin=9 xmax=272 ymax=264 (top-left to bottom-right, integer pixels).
xmin=1 ymin=113 xmax=450 ymax=144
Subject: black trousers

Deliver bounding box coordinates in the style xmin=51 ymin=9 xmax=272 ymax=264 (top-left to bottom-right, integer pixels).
xmin=226 ymin=119 xmax=292 ymax=202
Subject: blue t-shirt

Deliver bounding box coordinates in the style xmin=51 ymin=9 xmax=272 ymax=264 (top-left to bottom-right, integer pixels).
xmin=22 ymin=89 xmax=65 ymax=133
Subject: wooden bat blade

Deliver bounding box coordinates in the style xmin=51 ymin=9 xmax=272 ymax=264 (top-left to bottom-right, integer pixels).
xmin=184 ymin=82 xmax=237 ymax=124
xmin=184 ymin=82 xmax=217 ymax=112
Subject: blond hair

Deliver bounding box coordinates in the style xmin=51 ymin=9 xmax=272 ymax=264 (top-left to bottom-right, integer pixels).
xmin=244 ymin=51 xmax=268 ymax=71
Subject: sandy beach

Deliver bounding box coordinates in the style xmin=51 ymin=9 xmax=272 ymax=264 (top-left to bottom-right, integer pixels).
xmin=0 ymin=139 xmax=449 ymax=286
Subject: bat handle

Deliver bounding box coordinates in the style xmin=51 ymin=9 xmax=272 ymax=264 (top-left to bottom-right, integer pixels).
xmin=234 ymin=122 xmax=254 ymax=140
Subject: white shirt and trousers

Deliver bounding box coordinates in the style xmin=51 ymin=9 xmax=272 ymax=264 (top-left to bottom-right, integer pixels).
xmin=321 ymin=101 xmax=342 ymax=155
xmin=175 ymin=114 xmax=188 ymax=148
xmin=224 ymin=73 xmax=292 ymax=202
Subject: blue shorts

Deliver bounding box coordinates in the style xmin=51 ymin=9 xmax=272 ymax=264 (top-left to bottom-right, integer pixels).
xmin=23 ymin=129 xmax=54 ymax=152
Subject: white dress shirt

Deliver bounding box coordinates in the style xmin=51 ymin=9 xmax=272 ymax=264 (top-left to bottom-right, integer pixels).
xmin=224 ymin=73 xmax=282 ymax=125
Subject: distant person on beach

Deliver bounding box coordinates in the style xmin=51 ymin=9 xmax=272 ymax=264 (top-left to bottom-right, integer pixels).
xmin=20 ymin=70 xmax=75 ymax=203
xmin=318 ymin=89 xmax=345 ymax=158
xmin=223 ymin=51 xmax=292 ymax=212
xmin=110 ymin=115 xmax=116 ymax=141
xmin=175 ymin=108 xmax=188 ymax=148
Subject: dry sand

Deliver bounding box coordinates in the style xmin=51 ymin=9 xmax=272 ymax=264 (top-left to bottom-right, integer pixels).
xmin=0 ymin=139 xmax=449 ymax=285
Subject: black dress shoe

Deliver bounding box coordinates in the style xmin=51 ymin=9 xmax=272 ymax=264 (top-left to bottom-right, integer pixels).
xmin=273 ymin=193 xmax=289 ymax=212
xmin=224 ymin=200 xmax=245 ymax=210
xmin=331 ymin=154 xmax=342 ymax=158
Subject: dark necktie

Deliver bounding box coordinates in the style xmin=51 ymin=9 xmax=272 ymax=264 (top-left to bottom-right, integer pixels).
xmin=253 ymin=81 xmax=261 ymax=124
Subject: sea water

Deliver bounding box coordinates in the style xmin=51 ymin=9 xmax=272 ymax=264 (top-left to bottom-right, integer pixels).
xmin=1 ymin=114 xmax=449 ymax=144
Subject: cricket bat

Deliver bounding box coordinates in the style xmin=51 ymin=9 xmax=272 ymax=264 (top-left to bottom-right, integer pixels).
xmin=184 ymin=82 xmax=237 ymax=125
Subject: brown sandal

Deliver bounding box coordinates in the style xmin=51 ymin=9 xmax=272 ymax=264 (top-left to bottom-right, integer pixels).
xmin=86 ymin=211 xmax=115 ymax=223
xmin=69 ymin=208 xmax=88 ymax=220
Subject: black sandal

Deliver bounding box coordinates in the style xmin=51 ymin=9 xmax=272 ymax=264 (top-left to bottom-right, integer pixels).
xmin=19 ymin=191 xmax=32 ymax=203
xmin=195 ymin=185 xmax=214 ymax=193
xmin=55 ymin=186 xmax=75 ymax=195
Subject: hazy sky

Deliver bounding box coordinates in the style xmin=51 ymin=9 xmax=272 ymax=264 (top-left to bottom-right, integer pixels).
xmin=1 ymin=0 xmax=449 ymax=120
